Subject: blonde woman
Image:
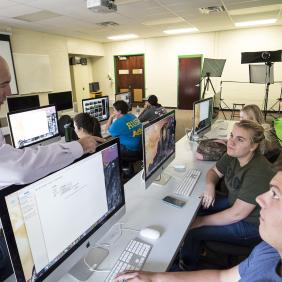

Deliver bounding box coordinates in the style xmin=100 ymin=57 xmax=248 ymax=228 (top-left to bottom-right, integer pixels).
xmin=181 ymin=120 xmax=274 ymax=270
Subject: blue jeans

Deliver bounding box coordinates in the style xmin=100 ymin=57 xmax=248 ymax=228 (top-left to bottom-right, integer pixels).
xmin=180 ymin=196 xmax=261 ymax=270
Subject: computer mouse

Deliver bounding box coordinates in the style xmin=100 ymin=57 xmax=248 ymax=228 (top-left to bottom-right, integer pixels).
xmin=140 ymin=228 xmax=160 ymax=240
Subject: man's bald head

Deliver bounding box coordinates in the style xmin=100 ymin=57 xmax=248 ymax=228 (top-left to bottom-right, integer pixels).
xmin=0 ymin=56 xmax=11 ymax=105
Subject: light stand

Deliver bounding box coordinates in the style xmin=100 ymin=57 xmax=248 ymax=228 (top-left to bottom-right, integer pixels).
xmin=202 ymin=72 xmax=216 ymax=99
xmin=262 ymin=62 xmax=273 ymax=121
xmin=218 ymin=81 xmax=230 ymax=119
xmin=269 ymin=84 xmax=282 ymax=117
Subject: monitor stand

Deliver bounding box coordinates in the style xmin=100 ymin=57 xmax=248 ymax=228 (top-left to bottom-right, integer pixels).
xmin=153 ymin=172 xmax=171 ymax=186
xmin=68 ymin=247 xmax=108 ymax=281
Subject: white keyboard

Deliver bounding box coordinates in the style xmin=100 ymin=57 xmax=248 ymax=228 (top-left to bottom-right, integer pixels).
xmin=105 ymin=238 xmax=152 ymax=282
xmin=174 ymin=169 xmax=201 ymax=197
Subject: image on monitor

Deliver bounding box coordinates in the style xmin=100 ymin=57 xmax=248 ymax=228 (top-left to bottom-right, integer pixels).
xmin=193 ymin=97 xmax=213 ymax=135
xmin=0 ymin=138 xmax=125 ymax=282
xmin=82 ymin=96 xmax=109 ymax=122
xmin=7 ymin=105 xmax=60 ymax=149
xmin=142 ymin=111 xmax=175 ymax=188
xmin=89 ymin=82 xmax=100 ymax=92
xmin=7 ymin=95 xmax=40 ymax=112
xmin=115 ymin=92 xmax=132 ymax=111
xmin=48 ymin=91 xmax=73 ymax=111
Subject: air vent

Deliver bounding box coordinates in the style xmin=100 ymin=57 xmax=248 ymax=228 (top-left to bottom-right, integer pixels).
xmin=96 ymin=21 xmax=119 ymax=27
xmin=199 ymin=6 xmax=225 ymax=15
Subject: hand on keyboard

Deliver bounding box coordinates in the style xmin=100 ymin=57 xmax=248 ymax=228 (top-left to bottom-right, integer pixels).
xmin=105 ymin=239 xmax=152 ymax=282
xmin=113 ymin=270 xmax=155 ymax=282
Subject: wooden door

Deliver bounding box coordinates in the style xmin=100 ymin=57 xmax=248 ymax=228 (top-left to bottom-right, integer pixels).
xmin=115 ymin=55 xmax=145 ymax=104
xmin=178 ymin=56 xmax=201 ymax=109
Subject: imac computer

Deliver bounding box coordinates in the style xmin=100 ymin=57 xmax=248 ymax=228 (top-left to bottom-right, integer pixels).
xmin=48 ymin=91 xmax=73 ymax=112
xmin=192 ymin=97 xmax=213 ymax=138
xmin=89 ymin=82 xmax=100 ymax=92
xmin=7 ymin=105 xmax=60 ymax=149
xmin=115 ymin=92 xmax=132 ymax=111
xmin=7 ymin=95 xmax=40 ymax=112
xmin=82 ymin=96 xmax=109 ymax=122
xmin=142 ymin=111 xmax=176 ymax=188
xmin=0 ymin=138 xmax=125 ymax=282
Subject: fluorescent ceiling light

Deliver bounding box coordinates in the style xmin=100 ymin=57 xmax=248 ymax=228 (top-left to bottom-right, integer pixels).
xmin=107 ymin=34 xmax=138 ymax=40
xmin=163 ymin=28 xmax=198 ymax=35
xmin=235 ymin=18 xmax=277 ymax=27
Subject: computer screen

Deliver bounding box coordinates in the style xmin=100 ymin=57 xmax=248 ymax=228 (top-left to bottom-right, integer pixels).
xmin=7 ymin=105 xmax=60 ymax=149
xmin=89 ymin=82 xmax=100 ymax=92
xmin=193 ymin=97 xmax=213 ymax=135
xmin=7 ymin=95 xmax=40 ymax=112
xmin=142 ymin=111 xmax=175 ymax=188
xmin=82 ymin=96 xmax=109 ymax=122
xmin=115 ymin=92 xmax=132 ymax=111
xmin=48 ymin=91 xmax=73 ymax=111
xmin=0 ymin=138 xmax=125 ymax=282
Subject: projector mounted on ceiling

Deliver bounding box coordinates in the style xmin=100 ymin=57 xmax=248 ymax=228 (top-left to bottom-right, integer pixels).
xmin=87 ymin=0 xmax=117 ymax=13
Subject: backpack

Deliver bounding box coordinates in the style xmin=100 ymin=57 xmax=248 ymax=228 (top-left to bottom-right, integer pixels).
xmin=196 ymin=139 xmax=227 ymax=161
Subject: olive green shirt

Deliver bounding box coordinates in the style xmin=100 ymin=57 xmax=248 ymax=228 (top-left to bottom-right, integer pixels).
xmin=216 ymin=152 xmax=274 ymax=226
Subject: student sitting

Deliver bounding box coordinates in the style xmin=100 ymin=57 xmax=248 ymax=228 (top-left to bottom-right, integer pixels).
xmin=73 ymin=113 xmax=106 ymax=143
xmin=138 ymin=95 xmax=166 ymax=123
xmin=105 ymin=100 xmax=142 ymax=160
xmin=114 ymin=151 xmax=282 ymax=282
xmin=181 ymin=120 xmax=274 ymax=270
xmin=240 ymin=104 xmax=281 ymax=163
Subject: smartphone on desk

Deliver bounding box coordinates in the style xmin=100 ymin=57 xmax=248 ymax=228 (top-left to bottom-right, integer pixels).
xmin=162 ymin=196 xmax=186 ymax=208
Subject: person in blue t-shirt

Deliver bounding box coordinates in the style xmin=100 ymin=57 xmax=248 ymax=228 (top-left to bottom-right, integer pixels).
xmin=105 ymin=100 xmax=142 ymax=159
xmin=114 ymin=170 xmax=282 ymax=282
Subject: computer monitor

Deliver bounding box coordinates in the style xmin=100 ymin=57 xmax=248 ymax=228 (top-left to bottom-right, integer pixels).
xmin=89 ymin=82 xmax=100 ymax=92
xmin=193 ymin=97 xmax=213 ymax=136
xmin=115 ymin=92 xmax=132 ymax=111
xmin=0 ymin=138 xmax=125 ymax=282
xmin=7 ymin=95 xmax=40 ymax=112
xmin=48 ymin=91 xmax=73 ymax=111
xmin=82 ymin=96 xmax=109 ymax=122
xmin=7 ymin=105 xmax=60 ymax=149
xmin=142 ymin=111 xmax=176 ymax=188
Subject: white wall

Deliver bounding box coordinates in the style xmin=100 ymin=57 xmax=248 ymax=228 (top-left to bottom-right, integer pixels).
xmin=95 ymin=25 xmax=282 ymax=109
xmin=1 ymin=25 xmax=282 ymax=117
xmin=0 ymin=28 xmax=104 ymax=117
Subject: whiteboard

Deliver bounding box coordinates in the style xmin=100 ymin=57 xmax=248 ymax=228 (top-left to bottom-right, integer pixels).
xmin=13 ymin=53 xmax=53 ymax=94
xmin=0 ymin=34 xmax=18 ymax=95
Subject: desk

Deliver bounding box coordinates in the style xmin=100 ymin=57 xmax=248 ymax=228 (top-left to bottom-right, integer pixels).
xmin=205 ymin=119 xmax=236 ymax=139
xmin=58 ymin=136 xmax=213 ymax=282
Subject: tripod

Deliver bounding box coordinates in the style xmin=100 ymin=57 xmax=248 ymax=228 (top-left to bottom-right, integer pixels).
xmin=262 ymin=62 xmax=273 ymax=121
xmin=269 ymin=84 xmax=282 ymax=117
xmin=201 ymin=73 xmax=228 ymax=119
xmin=202 ymin=72 xmax=216 ymax=99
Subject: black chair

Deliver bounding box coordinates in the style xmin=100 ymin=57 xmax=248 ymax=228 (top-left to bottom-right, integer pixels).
xmin=121 ymin=147 xmax=143 ymax=182
xmin=203 ymin=240 xmax=260 ymax=269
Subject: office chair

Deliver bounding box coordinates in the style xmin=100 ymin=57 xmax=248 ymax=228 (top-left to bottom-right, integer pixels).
xmin=121 ymin=147 xmax=143 ymax=182
xmin=203 ymin=240 xmax=260 ymax=269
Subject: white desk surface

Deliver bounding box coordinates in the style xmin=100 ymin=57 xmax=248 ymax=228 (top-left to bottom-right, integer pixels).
xmin=59 ymin=136 xmax=213 ymax=282
xmin=6 ymin=120 xmax=233 ymax=282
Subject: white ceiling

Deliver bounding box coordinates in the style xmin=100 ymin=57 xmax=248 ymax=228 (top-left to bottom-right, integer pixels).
xmin=0 ymin=0 xmax=281 ymax=43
